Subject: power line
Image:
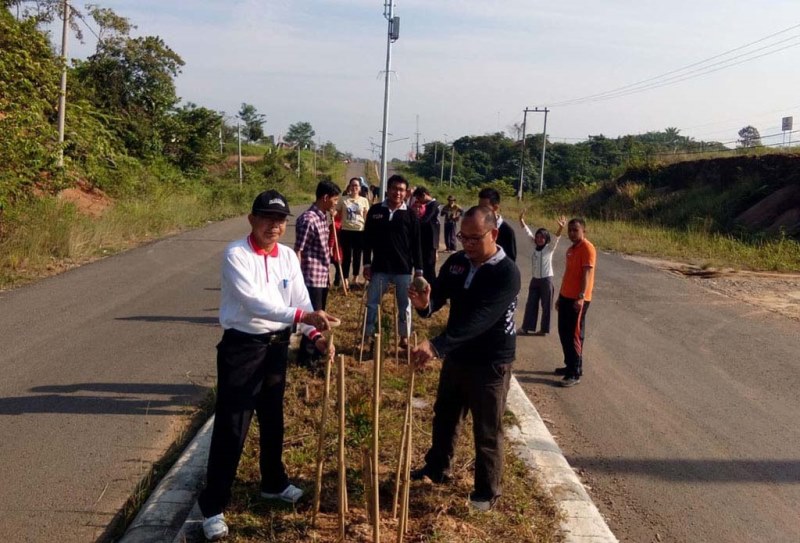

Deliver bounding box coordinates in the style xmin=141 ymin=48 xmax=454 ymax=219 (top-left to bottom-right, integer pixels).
xmin=548 ymin=22 xmax=800 ymax=107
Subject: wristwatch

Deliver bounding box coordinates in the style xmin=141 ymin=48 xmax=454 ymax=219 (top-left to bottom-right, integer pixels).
xmin=577 ymin=292 xmax=585 ymax=299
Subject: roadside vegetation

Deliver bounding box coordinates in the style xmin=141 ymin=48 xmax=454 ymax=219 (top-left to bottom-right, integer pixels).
xmin=218 ymin=287 xmax=561 ymax=543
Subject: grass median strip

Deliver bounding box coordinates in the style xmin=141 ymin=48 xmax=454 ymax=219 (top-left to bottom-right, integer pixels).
xmin=220 ymin=287 xmax=562 ymax=542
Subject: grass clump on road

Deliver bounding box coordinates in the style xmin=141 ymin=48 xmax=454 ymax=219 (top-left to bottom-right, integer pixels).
xmin=217 ymin=287 xmax=562 ymax=542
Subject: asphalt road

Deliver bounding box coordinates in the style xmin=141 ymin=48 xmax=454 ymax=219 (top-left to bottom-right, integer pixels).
xmin=510 ymin=221 xmax=800 ymax=542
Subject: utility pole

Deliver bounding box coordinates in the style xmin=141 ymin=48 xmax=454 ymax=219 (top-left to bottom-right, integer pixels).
xmin=379 ymin=1 xmax=400 ymax=199
xmin=415 ymin=114 xmax=420 ymax=159
xmin=517 ymin=109 xmax=529 ymax=201
xmin=56 ymin=0 xmax=70 ymax=168
xmin=538 ymin=107 xmax=549 ymax=194
xmin=449 ymin=144 xmax=455 ymax=188
xmin=433 ymin=143 xmax=437 ymax=165
xmin=237 ymin=122 xmax=243 ymax=186
xmin=439 ymin=137 xmax=446 ymax=184
xmin=517 ymin=107 xmax=550 ymax=200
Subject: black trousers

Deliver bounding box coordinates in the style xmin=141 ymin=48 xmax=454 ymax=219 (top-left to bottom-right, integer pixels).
xmin=444 ymin=221 xmax=457 ymax=251
xmin=298 ymin=286 xmax=328 ymax=365
xmin=522 ymin=276 xmax=554 ymax=333
xmin=198 ymin=328 xmax=291 ymax=517
xmin=339 ymin=229 xmax=363 ymax=279
xmin=424 ymin=358 xmax=513 ymax=501
xmin=557 ymin=295 xmax=590 ymax=378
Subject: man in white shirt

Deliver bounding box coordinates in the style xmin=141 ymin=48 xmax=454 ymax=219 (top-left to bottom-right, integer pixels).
xmin=199 ymin=190 xmax=335 ymax=541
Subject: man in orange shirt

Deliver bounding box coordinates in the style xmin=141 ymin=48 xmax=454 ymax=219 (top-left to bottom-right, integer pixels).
xmin=555 ymin=218 xmax=596 ymax=387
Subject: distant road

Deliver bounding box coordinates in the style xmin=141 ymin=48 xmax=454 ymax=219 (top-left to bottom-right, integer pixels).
xmin=511 ymin=224 xmax=800 ymax=542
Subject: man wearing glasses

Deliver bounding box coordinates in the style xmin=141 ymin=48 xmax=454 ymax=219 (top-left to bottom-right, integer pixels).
xmin=408 ymin=206 xmax=521 ymax=512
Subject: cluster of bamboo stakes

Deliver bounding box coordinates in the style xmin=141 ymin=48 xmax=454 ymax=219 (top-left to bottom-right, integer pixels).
xmin=312 ymin=293 xmax=418 ymax=542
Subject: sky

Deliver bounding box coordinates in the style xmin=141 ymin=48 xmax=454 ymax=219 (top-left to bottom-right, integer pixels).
xmin=55 ymin=0 xmax=800 ymax=159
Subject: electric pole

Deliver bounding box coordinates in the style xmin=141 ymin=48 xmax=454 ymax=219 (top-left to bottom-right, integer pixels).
xmin=517 ymin=107 xmax=550 ymax=200
xmin=449 ymin=144 xmax=455 ymax=188
xmin=517 ymin=109 xmax=529 ymax=201
xmin=415 ymin=114 xmax=420 ymax=159
xmin=237 ymin=122 xmax=243 ymax=186
xmin=379 ymin=1 xmax=400 ymax=199
xmin=538 ymin=108 xmax=549 ymax=194
xmin=439 ymin=136 xmax=447 ymax=185
xmin=56 ymin=0 xmax=70 ymax=168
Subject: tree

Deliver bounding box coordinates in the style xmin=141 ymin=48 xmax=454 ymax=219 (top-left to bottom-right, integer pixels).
xmin=238 ymin=103 xmax=266 ymax=142
xmin=73 ymin=7 xmax=184 ymax=157
xmin=163 ymin=103 xmax=222 ymax=172
xmin=284 ymin=121 xmax=315 ymax=149
xmin=738 ymin=125 xmax=762 ymax=148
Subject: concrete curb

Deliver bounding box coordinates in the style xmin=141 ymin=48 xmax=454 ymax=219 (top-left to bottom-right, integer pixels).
xmin=118 ymin=417 xmax=215 ymax=543
xmin=506 ymin=376 xmax=618 ymax=542
xmin=122 ymin=377 xmax=617 ymax=542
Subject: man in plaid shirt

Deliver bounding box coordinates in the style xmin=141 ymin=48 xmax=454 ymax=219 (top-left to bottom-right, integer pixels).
xmin=295 ymin=180 xmax=341 ymax=365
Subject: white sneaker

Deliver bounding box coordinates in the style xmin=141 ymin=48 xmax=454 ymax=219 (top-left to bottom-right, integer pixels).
xmin=202 ymin=513 xmax=229 ymax=541
xmin=261 ymin=483 xmax=304 ymax=504
xmin=469 ymin=497 xmax=495 ymax=512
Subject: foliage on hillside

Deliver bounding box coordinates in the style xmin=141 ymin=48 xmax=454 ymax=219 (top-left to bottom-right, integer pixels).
xmin=408 ymin=128 xmax=728 ymax=193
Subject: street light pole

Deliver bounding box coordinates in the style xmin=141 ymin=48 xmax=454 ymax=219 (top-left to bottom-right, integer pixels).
xmin=379 ymin=1 xmax=399 ymax=199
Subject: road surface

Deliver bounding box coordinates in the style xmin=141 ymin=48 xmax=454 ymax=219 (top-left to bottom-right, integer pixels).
xmin=511 ymin=221 xmax=800 ymax=542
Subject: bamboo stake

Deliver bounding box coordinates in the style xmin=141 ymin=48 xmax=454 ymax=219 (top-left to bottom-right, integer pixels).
xmin=311 ymin=333 xmax=335 ymax=527
xmin=393 ymin=288 xmax=399 ymax=364
xmin=338 ymin=354 xmax=347 ymax=539
xmin=363 ymin=447 xmax=373 ymax=523
xmin=372 ymin=332 xmax=382 ymax=543
xmin=398 ymin=333 xmax=418 ymax=538
xmin=358 ymin=305 xmax=369 ymax=364
xmin=330 ymin=213 xmax=349 ymax=296
xmin=356 ymin=282 xmax=369 ymax=352
xmin=392 ymin=398 xmax=410 ymax=519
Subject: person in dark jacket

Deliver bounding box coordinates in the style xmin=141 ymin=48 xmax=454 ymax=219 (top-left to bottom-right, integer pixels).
xmin=409 ymin=205 xmax=521 ymax=512
xmin=362 ymin=174 xmax=424 ymax=353
xmin=412 ymin=186 xmax=441 ymax=284
xmin=478 ymin=187 xmax=516 ymax=261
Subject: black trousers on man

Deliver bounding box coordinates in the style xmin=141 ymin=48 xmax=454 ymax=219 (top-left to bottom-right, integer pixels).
xmin=298 ymin=286 xmax=328 ymax=366
xmin=444 ymin=221 xmax=458 ymax=251
xmin=339 ymin=229 xmax=364 ymax=280
xmin=198 ymin=328 xmax=291 ymax=518
xmin=557 ymin=295 xmax=590 ymax=378
xmin=522 ymin=277 xmax=554 ymax=333
xmin=423 ymin=358 xmax=513 ymax=501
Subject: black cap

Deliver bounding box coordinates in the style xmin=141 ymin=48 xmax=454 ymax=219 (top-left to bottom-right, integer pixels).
xmin=252 ymin=190 xmax=292 ymax=216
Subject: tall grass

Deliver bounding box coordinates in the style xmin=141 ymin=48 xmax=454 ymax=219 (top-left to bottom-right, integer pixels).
xmin=514 ymin=202 xmax=800 ymax=272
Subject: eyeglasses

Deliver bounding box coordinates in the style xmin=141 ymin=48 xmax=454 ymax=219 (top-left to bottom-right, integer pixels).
xmin=456 ymin=230 xmax=491 ymax=243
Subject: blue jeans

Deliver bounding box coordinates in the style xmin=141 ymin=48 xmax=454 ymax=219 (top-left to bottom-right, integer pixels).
xmin=365 ymin=273 xmax=412 ymax=338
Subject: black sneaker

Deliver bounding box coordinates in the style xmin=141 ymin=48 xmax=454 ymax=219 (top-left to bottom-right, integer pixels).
xmin=554 ymin=366 xmax=569 ymax=375
xmin=560 ymin=375 xmax=581 ymax=387
xmin=410 ymin=466 xmax=452 ymax=484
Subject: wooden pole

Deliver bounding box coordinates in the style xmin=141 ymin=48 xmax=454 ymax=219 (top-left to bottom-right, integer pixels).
xmin=393 ymin=288 xmax=399 ymax=363
xmin=397 ymin=333 xmax=418 ymax=538
xmin=311 ymin=334 xmax=335 ymax=526
xmin=372 ymin=332 xmax=382 ymax=543
xmin=356 ymin=283 xmax=369 ymax=353
xmin=338 ymin=354 xmax=347 ymax=539
xmin=330 ymin=216 xmax=349 ymax=296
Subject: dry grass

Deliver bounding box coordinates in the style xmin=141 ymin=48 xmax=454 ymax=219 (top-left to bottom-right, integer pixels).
xmin=221 ymin=287 xmax=562 ymax=542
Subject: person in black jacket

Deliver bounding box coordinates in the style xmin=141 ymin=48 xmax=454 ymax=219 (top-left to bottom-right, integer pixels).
xmin=409 ymin=205 xmax=521 ymax=512
xmin=478 ymin=187 xmax=516 ymax=261
xmin=412 ymin=186 xmax=441 ymax=284
xmin=362 ymin=174 xmax=424 ymax=353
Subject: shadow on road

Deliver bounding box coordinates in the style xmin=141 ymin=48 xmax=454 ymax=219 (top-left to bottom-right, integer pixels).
xmin=116 ymin=315 xmax=219 ymax=326
xmin=514 ymin=369 xmax=564 ymax=388
xmin=0 ymin=382 xmax=207 ymax=415
xmin=570 ymin=457 xmax=800 ymax=483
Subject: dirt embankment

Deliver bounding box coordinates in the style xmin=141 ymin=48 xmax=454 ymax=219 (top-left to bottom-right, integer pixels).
xmin=615 ymin=153 xmax=800 ymax=238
